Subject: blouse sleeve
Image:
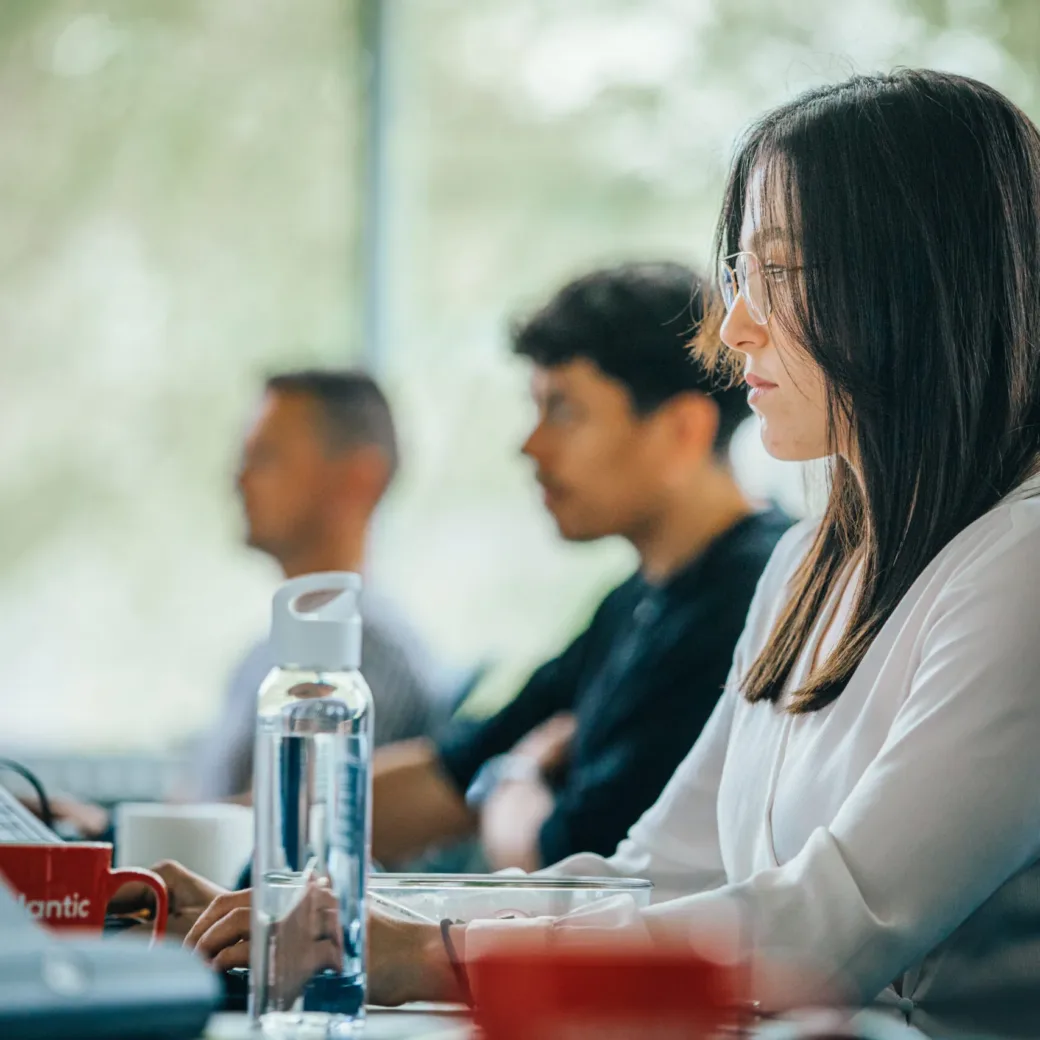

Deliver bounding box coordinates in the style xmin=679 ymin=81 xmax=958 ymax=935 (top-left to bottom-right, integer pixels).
xmin=642 ymin=516 xmax=1040 ymax=1005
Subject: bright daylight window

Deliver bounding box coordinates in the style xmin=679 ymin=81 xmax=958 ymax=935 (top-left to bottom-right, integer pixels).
xmin=0 ymin=1 xmax=360 ymax=750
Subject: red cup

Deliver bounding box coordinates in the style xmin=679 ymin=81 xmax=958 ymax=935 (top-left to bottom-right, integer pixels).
xmin=470 ymin=943 xmax=746 ymax=1040
xmin=0 ymin=842 xmax=167 ymax=942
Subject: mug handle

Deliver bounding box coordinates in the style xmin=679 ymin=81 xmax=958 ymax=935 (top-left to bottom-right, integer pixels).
xmin=106 ymin=867 xmax=169 ymax=944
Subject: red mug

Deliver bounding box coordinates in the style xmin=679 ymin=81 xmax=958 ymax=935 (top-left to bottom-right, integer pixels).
xmin=0 ymin=842 xmax=168 ymax=941
xmin=470 ymin=943 xmax=745 ymax=1040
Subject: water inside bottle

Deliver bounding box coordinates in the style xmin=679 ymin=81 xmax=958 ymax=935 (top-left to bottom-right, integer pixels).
xmin=252 ymin=689 xmax=371 ymax=1039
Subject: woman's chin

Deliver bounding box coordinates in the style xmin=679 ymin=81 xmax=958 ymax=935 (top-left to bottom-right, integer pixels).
xmin=759 ymin=423 xmax=829 ymax=463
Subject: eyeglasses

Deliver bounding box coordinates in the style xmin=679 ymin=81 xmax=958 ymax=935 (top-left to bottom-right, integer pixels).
xmin=719 ymin=251 xmax=800 ymax=326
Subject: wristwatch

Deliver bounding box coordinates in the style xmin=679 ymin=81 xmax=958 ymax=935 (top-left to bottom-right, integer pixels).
xmin=464 ymin=754 xmax=543 ymax=811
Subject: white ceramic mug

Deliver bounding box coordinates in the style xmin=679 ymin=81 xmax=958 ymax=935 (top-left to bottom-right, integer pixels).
xmin=115 ymin=802 xmax=253 ymax=889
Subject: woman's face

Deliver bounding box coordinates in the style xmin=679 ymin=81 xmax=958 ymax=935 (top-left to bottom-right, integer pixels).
xmin=719 ymin=175 xmax=832 ymax=462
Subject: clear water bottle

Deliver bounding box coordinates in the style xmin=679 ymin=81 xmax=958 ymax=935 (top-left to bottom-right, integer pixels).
xmin=250 ymin=573 xmax=373 ymax=1039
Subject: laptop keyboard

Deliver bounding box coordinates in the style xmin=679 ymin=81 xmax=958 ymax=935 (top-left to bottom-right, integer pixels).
xmin=0 ymin=785 xmax=60 ymax=844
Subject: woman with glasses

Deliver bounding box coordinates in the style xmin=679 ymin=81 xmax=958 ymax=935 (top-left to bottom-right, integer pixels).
xmin=187 ymin=69 xmax=1040 ymax=1019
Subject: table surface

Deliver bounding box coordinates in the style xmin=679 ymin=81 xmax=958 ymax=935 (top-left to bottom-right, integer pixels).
xmin=199 ymin=1000 xmax=1040 ymax=1039
xmin=204 ymin=1007 xmax=471 ymax=1040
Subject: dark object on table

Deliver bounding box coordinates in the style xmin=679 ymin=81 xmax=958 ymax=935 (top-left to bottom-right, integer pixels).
xmin=103 ymin=913 xmax=149 ymax=935
xmin=221 ymin=967 xmax=249 ymax=1012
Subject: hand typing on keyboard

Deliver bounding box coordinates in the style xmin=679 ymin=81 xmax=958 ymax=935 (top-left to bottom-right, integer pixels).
xmin=44 ymin=794 xmax=111 ymax=839
xmin=108 ymin=860 xmax=227 ymax=939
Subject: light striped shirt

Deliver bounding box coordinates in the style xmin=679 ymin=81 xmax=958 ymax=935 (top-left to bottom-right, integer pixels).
xmin=190 ymin=592 xmax=437 ymax=800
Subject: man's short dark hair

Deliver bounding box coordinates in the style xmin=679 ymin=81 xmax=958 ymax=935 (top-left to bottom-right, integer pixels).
xmin=266 ymin=369 xmax=399 ymax=477
xmin=510 ymin=262 xmax=749 ymax=453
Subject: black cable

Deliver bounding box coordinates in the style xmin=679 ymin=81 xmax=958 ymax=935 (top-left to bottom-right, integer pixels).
xmin=0 ymin=758 xmax=54 ymax=828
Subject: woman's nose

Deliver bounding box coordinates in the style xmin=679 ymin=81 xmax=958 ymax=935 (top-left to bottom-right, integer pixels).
xmin=719 ymin=292 xmax=768 ymax=357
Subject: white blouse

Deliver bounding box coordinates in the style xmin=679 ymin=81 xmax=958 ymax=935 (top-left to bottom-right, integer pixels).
xmin=467 ymin=474 xmax=1040 ymax=1016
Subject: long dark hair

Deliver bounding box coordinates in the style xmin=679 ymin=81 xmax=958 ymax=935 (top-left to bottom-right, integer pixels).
xmin=698 ymin=69 xmax=1040 ymax=713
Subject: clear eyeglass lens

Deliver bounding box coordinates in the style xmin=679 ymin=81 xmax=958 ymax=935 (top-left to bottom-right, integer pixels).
xmin=719 ymin=262 xmax=738 ymax=312
xmin=736 ymin=252 xmax=770 ymax=325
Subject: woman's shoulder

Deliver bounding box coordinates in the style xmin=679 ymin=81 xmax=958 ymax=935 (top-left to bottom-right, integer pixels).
xmin=931 ymin=476 xmax=1040 ymax=597
xmin=759 ymin=474 xmax=1040 ymax=599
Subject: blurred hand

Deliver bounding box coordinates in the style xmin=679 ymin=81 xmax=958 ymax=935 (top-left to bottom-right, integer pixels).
xmin=176 ymin=885 xmax=458 ymax=1004
xmin=511 ymin=712 xmax=577 ymax=779
xmin=22 ymin=793 xmax=110 ymax=839
xmin=109 ymin=860 xmax=226 ymax=939
xmin=184 ymin=882 xmax=343 ymax=1005
xmin=183 ymin=887 xmax=253 ymax=971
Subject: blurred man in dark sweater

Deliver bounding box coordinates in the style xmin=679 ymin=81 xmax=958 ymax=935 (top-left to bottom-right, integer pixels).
xmin=373 ymin=263 xmax=791 ymax=872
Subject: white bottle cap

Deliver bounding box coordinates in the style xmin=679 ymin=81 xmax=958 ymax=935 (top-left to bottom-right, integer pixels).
xmin=270 ymin=572 xmax=363 ymax=672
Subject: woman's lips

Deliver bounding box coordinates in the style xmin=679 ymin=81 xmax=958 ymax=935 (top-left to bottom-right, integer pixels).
xmin=745 ymin=372 xmax=778 ymax=406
